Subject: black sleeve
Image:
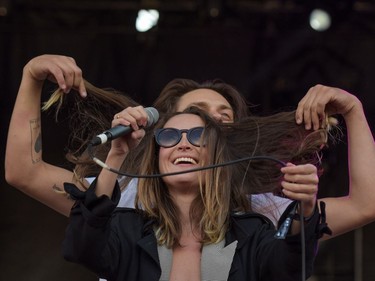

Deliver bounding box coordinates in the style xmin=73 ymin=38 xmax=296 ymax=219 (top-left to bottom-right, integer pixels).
xmin=62 ymin=178 xmax=122 ymax=279
xmin=256 ymin=205 xmax=320 ymax=281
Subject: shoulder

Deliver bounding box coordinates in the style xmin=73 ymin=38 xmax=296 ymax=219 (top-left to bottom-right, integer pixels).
xmin=251 ymin=193 xmax=292 ymax=206
xmin=227 ymin=212 xmax=276 ymax=245
xmin=110 ymin=208 xmax=155 ymax=236
xmin=251 ymin=193 xmax=292 ymax=226
xmin=230 ymin=211 xmax=274 ymax=228
xmin=113 ymin=207 xmax=145 ymax=219
xmin=112 ymin=207 xmax=154 ymax=225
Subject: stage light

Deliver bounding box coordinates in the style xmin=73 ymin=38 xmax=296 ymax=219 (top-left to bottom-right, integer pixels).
xmin=135 ymin=9 xmax=159 ymax=32
xmin=309 ymin=8 xmax=331 ymax=31
xmin=0 ymin=0 xmax=9 ymax=17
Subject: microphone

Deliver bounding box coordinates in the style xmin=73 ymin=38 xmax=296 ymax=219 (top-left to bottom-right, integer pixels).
xmin=90 ymin=107 xmax=159 ymax=146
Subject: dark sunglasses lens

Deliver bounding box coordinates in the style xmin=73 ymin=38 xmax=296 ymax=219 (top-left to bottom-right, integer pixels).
xmin=189 ymin=127 xmax=204 ymax=146
xmin=157 ymin=128 xmax=180 ymax=147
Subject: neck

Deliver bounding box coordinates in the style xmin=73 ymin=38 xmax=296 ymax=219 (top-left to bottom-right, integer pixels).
xmin=168 ymin=182 xmax=198 ymax=210
xmin=169 ymin=188 xmax=199 ymax=232
xmin=172 ymin=192 xmax=195 ymax=220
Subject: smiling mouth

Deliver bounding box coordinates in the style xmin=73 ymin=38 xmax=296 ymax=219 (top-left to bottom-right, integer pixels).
xmin=173 ymin=157 xmax=198 ymax=165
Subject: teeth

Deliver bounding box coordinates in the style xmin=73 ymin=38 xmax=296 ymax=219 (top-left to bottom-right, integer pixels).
xmin=173 ymin=157 xmax=197 ymax=165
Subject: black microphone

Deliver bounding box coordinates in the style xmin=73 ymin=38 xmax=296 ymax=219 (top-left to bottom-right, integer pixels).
xmin=90 ymin=107 xmax=159 ymax=146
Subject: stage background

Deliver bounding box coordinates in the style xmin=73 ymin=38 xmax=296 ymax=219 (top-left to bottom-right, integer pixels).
xmin=1 ymin=1 xmax=375 ymax=280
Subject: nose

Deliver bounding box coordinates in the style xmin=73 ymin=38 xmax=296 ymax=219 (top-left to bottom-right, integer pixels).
xmin=177 ymin=132 xmax=191 ymax=150
xmin=210 ymin=111 xmax=222 ymax=122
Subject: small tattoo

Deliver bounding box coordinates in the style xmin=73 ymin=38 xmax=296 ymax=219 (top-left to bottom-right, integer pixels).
xmin=52 ymin=184 xmax=63 ymax=192
xmin=34 ymin=133 xmax=42 ymax=153
xmin=30 ymin=119 xmax=42 ymax=163
xmin=53 ymin=184 xmax=72 ymax=200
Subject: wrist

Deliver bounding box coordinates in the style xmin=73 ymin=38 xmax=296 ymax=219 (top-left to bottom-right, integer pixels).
xmin=293 ymin=203 xmax=317 ymax=222
xmin=342 ymin=96 xmax=363 ymax=119
xmin=22 ymin=66 xmax=45 ymax=87
xmin=106 ymin=150 xmax=127 ymax=167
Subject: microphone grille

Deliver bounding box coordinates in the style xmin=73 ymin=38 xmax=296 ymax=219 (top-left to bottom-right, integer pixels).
xmin=145 ymin=107 xmax=159 ymax=127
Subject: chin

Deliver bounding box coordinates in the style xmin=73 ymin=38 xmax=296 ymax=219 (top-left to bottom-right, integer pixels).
xmin=163 ymin=173 xmax=200 ymax=189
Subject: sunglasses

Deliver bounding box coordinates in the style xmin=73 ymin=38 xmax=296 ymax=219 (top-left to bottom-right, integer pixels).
xmin=154 ymin=127 xmax=205 ymax=148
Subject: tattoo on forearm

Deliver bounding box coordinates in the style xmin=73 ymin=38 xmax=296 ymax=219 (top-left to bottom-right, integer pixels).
xmin=52 ymin=184 xmax=72 ymax=200
xmin=30 ymin=118 xmax=42 ymax=163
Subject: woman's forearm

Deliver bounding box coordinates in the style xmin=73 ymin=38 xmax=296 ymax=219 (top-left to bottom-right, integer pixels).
xmin=95 ymin=151 xmax=128 ymax=198
xmin=321 ymin=100 xmax=375 ymax=238
xmin=5 ymin=69 xmax=45 ymax=186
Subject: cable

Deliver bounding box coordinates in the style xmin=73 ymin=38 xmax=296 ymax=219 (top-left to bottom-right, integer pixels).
xmin=87 ymin=143 xmax=286 ymax=178
xmin=274 ymin=202 xmax=306 ymax=281
xmin=299 ymin=203 xmax=306 ymax=281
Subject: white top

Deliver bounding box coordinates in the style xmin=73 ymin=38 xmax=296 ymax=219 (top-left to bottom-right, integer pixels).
xmin=158 ymin=239 xmax=237 ymax=281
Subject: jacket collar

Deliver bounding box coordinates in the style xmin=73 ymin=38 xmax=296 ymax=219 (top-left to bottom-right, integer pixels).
xmin=137 ymin=232 xmax=160 ymax=265
xmin=137 ymin=219 xmax=160 ymax=265
xmin=226 ymin=212 xmax=271 ymax=248
xmin=136 ymin=212 xmax=271 ymax=276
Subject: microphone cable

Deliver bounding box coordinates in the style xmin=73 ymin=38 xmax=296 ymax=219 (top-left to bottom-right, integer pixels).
xmin=88 ymin=143 xmax=308 ymax=280
xmin=88 ymin=142 xmax=286 ymax=178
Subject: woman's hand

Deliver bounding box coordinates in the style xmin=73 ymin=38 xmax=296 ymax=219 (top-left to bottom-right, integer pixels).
xmin=108 ymin=106 xmax=150 ymax=156
xmin=25 ymin=54 xmax=87 ymax=97
xmin=96 ymin=106 xmax=150 ymax=198
xmin=280 ymin=163 xmax=318 ymax=218
xmin=296 ymin=84 xmax=361 ymax=130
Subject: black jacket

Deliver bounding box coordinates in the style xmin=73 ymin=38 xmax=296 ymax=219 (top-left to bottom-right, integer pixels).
xmin=63 ymin=180 xmax=322 ymax=281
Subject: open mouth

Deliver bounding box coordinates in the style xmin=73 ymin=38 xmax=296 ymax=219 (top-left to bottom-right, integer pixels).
xmin=173 ymin=157 xmax=198 ymax=165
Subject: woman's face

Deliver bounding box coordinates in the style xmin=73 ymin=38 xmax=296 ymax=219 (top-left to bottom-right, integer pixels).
xmin=175 ymin=89 xmax=234 ymax=123
xmin=158 ymin=113 xmax=207 ymax=192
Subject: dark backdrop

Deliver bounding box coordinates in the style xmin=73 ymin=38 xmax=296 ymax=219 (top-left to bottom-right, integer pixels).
xmin=1 ymin=1 xmax=375 ymax=280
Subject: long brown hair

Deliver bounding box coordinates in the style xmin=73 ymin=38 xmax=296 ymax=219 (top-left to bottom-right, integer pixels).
xmin=224 ymin=112 xmax=338 ymax=197
xmin=43 ymin=80 xmax=138 ymax=182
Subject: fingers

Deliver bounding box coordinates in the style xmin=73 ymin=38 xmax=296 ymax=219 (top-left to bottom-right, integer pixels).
xmin=113 ymin=106 xmax=149 ymax=131
xmin=27 ymin=55 xmax=87 ymax=97
xmin=52 ymin=56 xmax=86 ymax=97
xmin=296 ymin=84 xmax=330 ymax=131
xmin=297 ymin=85 xmax=360 ymax=130
xmin=280 ymin=181 xmax=317 ymax=202
xmin=280 ymin=163 xmax=318 ymax=202
xmin=130 ymin=129 xmax=146 ymax=146
xmin=110 ymin=106 xmax=148 ymax=151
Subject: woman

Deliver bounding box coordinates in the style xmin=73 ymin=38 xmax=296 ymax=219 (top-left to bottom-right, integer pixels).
xmin=63 ymin=108 xmax=323 ymax=280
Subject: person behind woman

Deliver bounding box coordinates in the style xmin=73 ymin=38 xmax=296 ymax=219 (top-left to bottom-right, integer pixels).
xmin=63 ymin=108 xmax=324 ymax=281
xmin=5 ymin=54 xmax=375 ymax=240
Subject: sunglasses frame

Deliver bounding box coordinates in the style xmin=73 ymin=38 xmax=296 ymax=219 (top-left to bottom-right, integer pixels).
xmin=154 ymin=126 xmax=205 ymax=148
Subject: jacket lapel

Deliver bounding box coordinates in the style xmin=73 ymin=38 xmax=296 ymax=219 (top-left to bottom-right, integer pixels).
xmin=137 ymin=232 xmax=160 ymax=265
xmin=201 ymin=240 xmax=238 ymax=280
xmin=225 ymin=212 xmax=270 ymax=277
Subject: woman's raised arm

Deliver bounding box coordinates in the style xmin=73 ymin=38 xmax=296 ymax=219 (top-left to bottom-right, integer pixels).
xmin=296 ymin=85 xmax=375 ymax=239
xmin=5 ymin=55 xmax=87 ymax=216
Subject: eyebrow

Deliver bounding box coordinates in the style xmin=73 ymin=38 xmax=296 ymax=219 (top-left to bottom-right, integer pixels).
xmin=189 ymin=102 xmax=233 ymax=111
